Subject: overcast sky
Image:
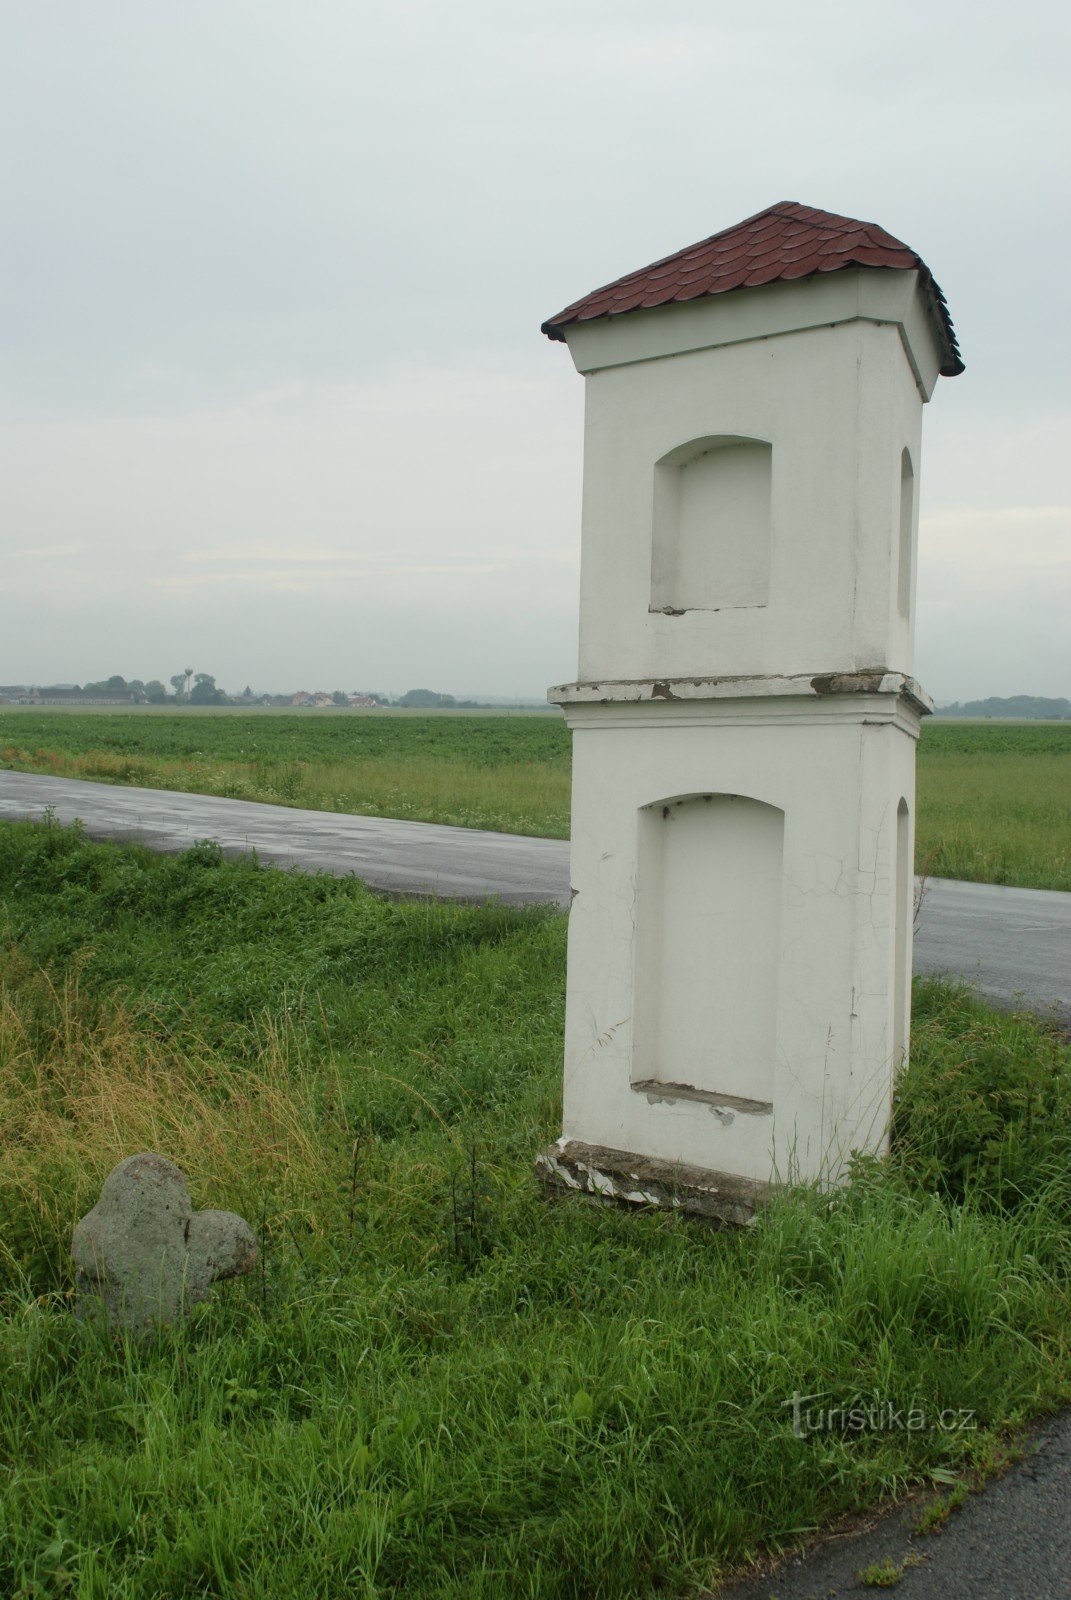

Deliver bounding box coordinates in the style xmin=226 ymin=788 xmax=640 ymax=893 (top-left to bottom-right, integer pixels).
xmin=2 ymin=0 xmax=1068 ymax=701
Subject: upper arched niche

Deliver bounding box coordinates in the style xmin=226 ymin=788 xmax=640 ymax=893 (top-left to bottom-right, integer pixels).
xmin=650 ymin=435 xmax=772 ymax=615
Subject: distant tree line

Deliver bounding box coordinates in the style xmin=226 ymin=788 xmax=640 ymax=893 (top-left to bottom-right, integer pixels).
xmin=7 ymin=675 xmax=551 ymax=711
xmin=30 ymin=672 xmax=227 ymax=705
xmin=394 ymin=689 xmax=503 ymax=709
xmin=934 ymin=695 xmax=1071 ymax=721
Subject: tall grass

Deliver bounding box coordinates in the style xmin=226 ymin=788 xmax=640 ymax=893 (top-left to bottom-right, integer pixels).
xmin=892 ymin=977 xmax=1071 ymax=1213
xmin=6 ymin=747 xmax=571 ymax=839
xmin=0 ymin=957 xmax=340 ymax=1289
xmin=1 ymin=820 xmax=1070 ymax=1596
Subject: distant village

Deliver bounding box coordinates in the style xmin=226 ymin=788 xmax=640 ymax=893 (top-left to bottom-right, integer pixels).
xmin=0 ymin=673 xmax=549 ymax=712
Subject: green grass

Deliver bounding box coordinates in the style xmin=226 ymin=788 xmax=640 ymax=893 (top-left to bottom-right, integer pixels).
xmin=2 ymin=710 xmax=1070 ymax=887
xmin=1 ymin=819 xmax=1070 ymax=1597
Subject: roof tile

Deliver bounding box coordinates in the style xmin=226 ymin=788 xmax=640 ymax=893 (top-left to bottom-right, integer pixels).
xmin=778 ymin=251 xmax=830 ymax=281
xmin=542 ymin=200 xmax=963 ymax=375
xmin=743 ymin=261 xmax=790 ymax=287
xmin=672 ymin=281 xmax=716 ymax=303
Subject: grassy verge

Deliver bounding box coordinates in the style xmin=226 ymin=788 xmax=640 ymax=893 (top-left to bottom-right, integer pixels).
xmin=2 ymin=711 xmax=1070 ymax=888
xmin=1 ymin=820 xmax=1070 ymax=1597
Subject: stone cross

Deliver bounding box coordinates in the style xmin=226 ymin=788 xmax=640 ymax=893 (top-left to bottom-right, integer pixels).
xmin=72 ymin=1152 xmax=258 ymax=1334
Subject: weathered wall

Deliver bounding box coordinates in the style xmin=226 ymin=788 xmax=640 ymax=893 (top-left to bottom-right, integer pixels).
xmin=559 ymin=693 xmax=919 ymax=1186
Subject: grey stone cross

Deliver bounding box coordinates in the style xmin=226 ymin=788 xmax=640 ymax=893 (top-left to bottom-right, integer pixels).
xmin=72 ymin=1153 xmax=258 ymax=1334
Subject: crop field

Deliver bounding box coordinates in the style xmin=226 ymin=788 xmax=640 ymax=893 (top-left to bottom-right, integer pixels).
xmin=1 ymin=709 xmax=1069 ymax=889
xmin=1 ymin=817 xmax=1070 ymax=1598
xmin=913 ymin=722 xmax=1070 ymax=891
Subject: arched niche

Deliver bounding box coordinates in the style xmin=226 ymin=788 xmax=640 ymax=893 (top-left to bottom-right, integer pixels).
xmin=650 ymin=435 xmax=773 ymax=615
xmin=897 ymin=447 xmax=915 ymax=620
xmin=632 ymin=792 xmax=784 ymax=1109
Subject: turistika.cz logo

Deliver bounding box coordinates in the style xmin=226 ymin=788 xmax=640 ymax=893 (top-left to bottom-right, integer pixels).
xmin=782 ymin=1391 xmax=977 ymax=1440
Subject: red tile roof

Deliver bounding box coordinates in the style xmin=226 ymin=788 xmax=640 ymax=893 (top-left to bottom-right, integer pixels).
xmin=542 ymin=201 xmax=963 ymax=376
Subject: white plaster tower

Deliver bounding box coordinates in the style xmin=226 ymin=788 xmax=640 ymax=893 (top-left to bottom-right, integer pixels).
xmin=536 ymin=202 xmax=963 ymax=1222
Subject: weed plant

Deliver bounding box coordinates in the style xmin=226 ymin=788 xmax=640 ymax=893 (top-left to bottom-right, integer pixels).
xmin=1 ymin=819 xmax=1070 ymax=1597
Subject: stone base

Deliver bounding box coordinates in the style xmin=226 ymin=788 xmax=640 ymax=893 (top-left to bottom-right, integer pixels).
xmin=535 ymin=1139 xmax=770 ymax=1228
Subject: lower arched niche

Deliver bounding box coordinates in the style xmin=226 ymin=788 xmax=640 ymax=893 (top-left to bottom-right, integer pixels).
xmin=632 ymin=792 xmax=784 ymax=1108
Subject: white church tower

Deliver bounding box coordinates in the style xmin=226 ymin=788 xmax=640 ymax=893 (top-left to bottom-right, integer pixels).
xmin=536 ymin=202 xmax=963 ymax=1223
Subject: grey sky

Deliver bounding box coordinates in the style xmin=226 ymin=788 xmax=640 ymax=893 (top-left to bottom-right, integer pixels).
xmin=3 ymin=0 xmax=1068 ymax=700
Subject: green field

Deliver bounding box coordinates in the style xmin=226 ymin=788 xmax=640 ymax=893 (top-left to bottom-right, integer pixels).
xmin=913 ymin=722 xmax=1070 ymax=891
xmin=1 ymin=709 xmax=1068 ymax=889
xmin=2 ymin=817 xmax=1070 ymax=1598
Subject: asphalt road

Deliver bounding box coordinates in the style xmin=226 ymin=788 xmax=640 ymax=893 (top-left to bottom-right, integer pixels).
xmin=714 ymin=1410 xmax=1071 ymax=1600
xmin=0 ymin=770 xmax=567 ymax=905
xmin=1 ymin=770 xmax=1068 ymax=1024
